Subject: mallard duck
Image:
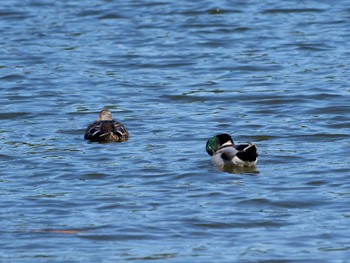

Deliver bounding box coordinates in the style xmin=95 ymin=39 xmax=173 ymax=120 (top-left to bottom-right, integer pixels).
xmin=206 ymin=133 xmax=258 ymax=167
xmin=84 ymin=109 xmax=129 ymax=142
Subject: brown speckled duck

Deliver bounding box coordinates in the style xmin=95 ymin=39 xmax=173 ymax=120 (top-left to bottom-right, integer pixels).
xmin=84 ymin=109 xmax=129 ymax=142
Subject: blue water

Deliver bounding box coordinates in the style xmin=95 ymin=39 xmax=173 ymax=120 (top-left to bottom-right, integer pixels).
xmin=1 ymin=0 xmax=349 ymax=262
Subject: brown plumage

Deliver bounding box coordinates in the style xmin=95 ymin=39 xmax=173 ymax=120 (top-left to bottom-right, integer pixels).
xmin=84 ymin=109 xmax=129 ymax=142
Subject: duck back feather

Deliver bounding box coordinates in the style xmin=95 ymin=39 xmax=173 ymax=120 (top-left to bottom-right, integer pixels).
xmin=84 ymin=120 xmax=129 ymax=142
xmin=235 ymin=144 xmax=258 ymax=162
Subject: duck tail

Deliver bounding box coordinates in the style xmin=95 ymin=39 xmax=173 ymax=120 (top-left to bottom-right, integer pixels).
xmin=236 ymin=144 xmax=258 ymax=162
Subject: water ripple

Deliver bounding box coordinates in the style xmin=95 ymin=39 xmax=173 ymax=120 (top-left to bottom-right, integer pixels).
xmin=1 ymin=0 xmax=349 ymax=262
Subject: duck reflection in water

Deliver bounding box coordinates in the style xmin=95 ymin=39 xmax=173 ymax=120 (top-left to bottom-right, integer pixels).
xmin=221 ymin=164 xmax=258 ymax=174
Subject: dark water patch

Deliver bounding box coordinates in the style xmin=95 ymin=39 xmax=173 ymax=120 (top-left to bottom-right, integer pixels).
xmin=78 ymin=172 xmax=109 ymax=180
xmin=187 ymin=217 xmax=286 ymax=229
xmin=305 ymin=180 xmax=329 ymax=186
xmin=80 ymin=233 xmax=155 ymax=241
xmin=229 ymin=65 xmax=284 ymax=72
xmin=180 ymin=8 xmax=241 ymax=16
xmin=305 ymin=105 xmax=350 ymax=115
xmin=247 ymin=97 xmax=301 ymax=105
xmin=302 ymin=93 xmax=343 ymax=100
xmin=98 ymin=13 xmax=126 ymax=20
xmin=96 ymin=202 xmax=130 ymax=211
xmin=77 ymin=9 xmax=103 ymax=18
xmin=160 ymin=94 xmax=216 ymax=103
xmin=319 ymin=246 xmax=350 ymax=252
xmin=126 ymin=1 xmax=169 ymax=9
xmin=183 ymin=88 xmax=229 ymax=95
xmin=292 ymin=133 xmax=349 ymax=142
xmin=0 ymin=10 xmax=28 ymax=20
xmin=295 ymin=43 xmax=335 ymax=52
xmin=325 ymin=122 xmax=350 ymax=129
xmin=262 ymin=8 xmax=325 ymax=14
xmin=0 ymin=74 xmax=26 ymax=81
xmin=127 ymin=253 xmax=178 ymax=261
xmin=249 ymin=135 xmax=281 ymax=142
xmin=234 ymin=26 xmax=252 ymax=32
xmin=238 ymin=198 xmax=329 ymax=209
xmin=138 ymin=60 xmax=196 ymax=69
xmin=0 ymin=153 xmax=17 ymax=161
xmin=188 ymin=220 xmax=235 ymax=229
xmin=208 ymin=8 xmax=242 ymax=15
xmin=0 ymin=112 xmax=29 ymax=119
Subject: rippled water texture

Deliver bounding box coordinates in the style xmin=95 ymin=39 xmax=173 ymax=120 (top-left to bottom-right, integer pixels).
xmin=1 ymin=0 xmax=349 ymax=262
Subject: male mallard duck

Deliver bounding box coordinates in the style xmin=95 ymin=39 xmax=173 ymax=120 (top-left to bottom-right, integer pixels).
xmin=84 ymin=109 xmax=129 ymax=142
xmin=206 ymin=133 xmax=258 ymax=167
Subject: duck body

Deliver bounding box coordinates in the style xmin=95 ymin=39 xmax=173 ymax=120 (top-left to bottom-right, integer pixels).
xmin=84 ymin=109 xmax=129 ymax=142
xmin=206 ymin=133 xmax=258 ymax=167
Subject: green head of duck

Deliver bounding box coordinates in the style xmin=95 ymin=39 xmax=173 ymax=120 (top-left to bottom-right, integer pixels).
xmin=206 ymin=136 xmax=219 ymax=156
xmin=206 ymin=134 xmax=233 ymax=156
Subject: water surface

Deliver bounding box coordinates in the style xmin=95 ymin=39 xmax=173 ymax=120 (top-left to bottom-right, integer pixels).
xmin=0 ymin=0 xmax=349 ymax=262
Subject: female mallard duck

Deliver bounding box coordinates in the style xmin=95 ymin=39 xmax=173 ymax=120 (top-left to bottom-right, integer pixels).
xmin=206 ymin=133 xmax=258 ymax=167
xmin=84 ymin=109 xmax=129 ymax=142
